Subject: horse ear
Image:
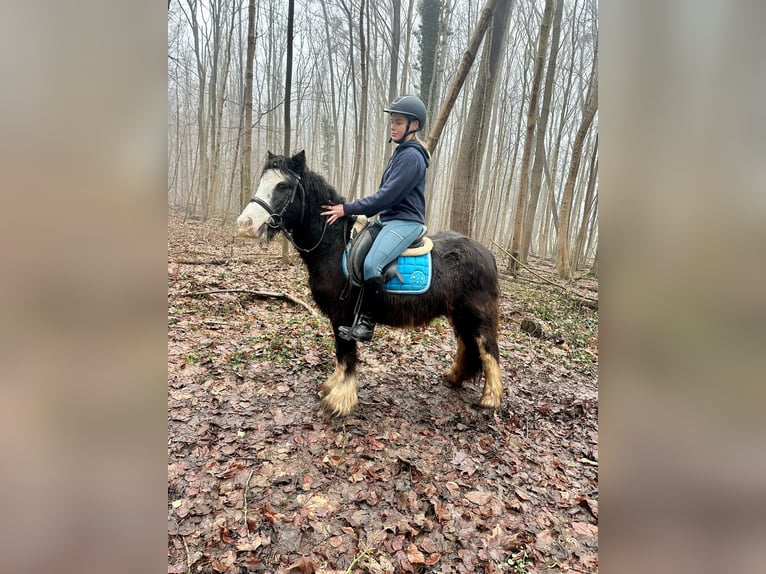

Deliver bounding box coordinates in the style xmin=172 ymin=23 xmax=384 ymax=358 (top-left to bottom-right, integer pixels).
xmin=291 ymin=150 xmax=306 ymax=173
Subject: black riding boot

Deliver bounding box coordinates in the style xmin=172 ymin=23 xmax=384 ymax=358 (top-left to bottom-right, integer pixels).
xmin=338 ymin=276 xmax=386 ymax=343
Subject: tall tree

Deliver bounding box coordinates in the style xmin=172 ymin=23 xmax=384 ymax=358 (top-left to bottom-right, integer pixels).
xmin=508 ymin=0 xmax=554 ymax=274
xmin=240 ymin=0 xmax=257 ymax=210
xmin=419 ymin=0 xmax=443 ymax=125
xmin=340 ymin=0 xmax=367 ymax=199
xmin=520 ymin=0 xmax=562 ymax=263
xmin=385 ymin=0 xmax=401 ymax=161
xmin=283 ymin=0 xmax=295 ymax=154
xmin=448 ymin=0 xmax=513 ymax=236
xmin=400 ymin=0 xmax=416 ymax=94
xmin=424 ymin=0 xmax=499 ymax=155
xmin=318 ymin=0 xmax=341 ymax=187
xmin=556 ymin=59 xmax=597 ymax=279
xmin=282 ymin=0 xmax=296 ymax=261
xmin=571 ymin=134 xmax=598 ymax=269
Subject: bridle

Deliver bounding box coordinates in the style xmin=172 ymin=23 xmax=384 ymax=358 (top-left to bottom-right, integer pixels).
xmin=249 ymin=168 xmax=328 ymax=253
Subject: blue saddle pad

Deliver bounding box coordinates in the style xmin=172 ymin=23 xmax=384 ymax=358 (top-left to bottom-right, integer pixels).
xmin=342 ymin=251 xmax=432 ymax=295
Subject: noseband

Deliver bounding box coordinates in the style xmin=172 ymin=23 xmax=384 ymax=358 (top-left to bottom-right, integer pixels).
xmin=250 ymin=168 xmax=305 ymax=229
xmin=249 ymin=168 xmax=327 ymax=253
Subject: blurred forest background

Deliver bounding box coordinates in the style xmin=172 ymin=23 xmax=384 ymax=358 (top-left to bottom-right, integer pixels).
xmin=167 ymin=0 xmax=598 ymax=280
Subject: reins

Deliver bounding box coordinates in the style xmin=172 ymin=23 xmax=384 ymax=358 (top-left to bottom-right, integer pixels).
xmin=249 ymin=169 xmax=328 ymax=254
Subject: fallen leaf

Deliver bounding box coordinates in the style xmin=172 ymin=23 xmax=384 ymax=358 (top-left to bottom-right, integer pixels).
xmin=219 ymin=526 xmax=233 ymax=544
xmin=286 ymin=556 xmax=316 ymax=574
xmin=577 ymin=496 xmax=599 ymax=518
xmin=235 ymin=536 xmax=264 ymax=551
xmin=464 ymin=491 xmax=492 ymax=505
xmin=572 ymin=521 xmax=598 ymax=537
xmin=514 ymin=488 xmax=534 ymax=501
xmin=535 ymin=529 xmax=556 ymax=553
xmin=424 ymin=553 xmax=441 ymax=566
xmin=211 ymin=550 xmax=236 ymax=572
xmin=406 ymin=543 xmax=426 ymax=564
xmin=445 ymin=481 xmax=461 ymax=496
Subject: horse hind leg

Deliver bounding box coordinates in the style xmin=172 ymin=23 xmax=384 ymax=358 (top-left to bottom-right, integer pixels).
xmin=445 ymin=318 xmax=483 ymax=387
xmin=445 ymin=333 xmax=468 ymax=387
xmin=476 ymin=334 xmax=503 ymax=409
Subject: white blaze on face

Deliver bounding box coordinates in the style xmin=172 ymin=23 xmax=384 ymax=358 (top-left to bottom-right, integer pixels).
xmin=236 ymin=169 xmax=288 ymax=238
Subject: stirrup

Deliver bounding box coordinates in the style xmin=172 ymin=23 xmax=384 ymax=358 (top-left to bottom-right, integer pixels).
xmin=338 ymin=315 xmax=375 ymax=342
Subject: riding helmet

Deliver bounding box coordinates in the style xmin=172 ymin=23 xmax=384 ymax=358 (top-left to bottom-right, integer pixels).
xmin=384 ymin=95 xmax=427 ymax=131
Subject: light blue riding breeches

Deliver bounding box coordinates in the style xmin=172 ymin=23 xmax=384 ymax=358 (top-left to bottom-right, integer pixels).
xmin=363 ymin=219 xmax=426 ymax=280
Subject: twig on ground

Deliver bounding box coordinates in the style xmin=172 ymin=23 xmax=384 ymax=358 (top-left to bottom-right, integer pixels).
xmin=179 ymin=289 xmax=318 ymax=317
xmin=181 ymin=536 xmax=192 ymax=574
xmin=344 ymin=546 xmax=372 ymax=574
xmin=243 ymin=469 xmax=255 ymax=533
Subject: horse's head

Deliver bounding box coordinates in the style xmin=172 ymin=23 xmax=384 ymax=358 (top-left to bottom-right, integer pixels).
xmin=237 ymin=150 xmax=306 ymax=240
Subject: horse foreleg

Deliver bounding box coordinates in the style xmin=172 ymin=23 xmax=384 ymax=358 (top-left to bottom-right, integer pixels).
xmin=477 ymin=334 xmax=503 ymax=409
xmin=319 ymin=332 xmax=359 ymax=417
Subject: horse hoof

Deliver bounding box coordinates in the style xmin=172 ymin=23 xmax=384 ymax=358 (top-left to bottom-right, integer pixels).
xmin=478 ymin=395 xmax=502 ymax=410
xmin=443 ymin=372 xmax=463 ymax=388
xmin=320 ymin=399 xmax=354 ymax=418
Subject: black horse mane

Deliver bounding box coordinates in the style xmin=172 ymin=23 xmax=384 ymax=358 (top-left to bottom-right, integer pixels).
xmin=263 ymin=152 xmax=345 ymax=208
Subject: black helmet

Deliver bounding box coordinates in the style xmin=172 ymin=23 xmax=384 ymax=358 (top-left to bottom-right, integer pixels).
xmin=384 ymin=95 xmax=427 ymax=131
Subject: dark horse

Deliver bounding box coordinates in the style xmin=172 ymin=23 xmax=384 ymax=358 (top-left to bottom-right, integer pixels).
xmin=237 ymin=151 xmax=503 ymax=416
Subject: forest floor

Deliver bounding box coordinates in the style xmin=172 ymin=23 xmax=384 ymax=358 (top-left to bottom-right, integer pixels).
xmin=168 ymin=214 xmax=599 ymax=574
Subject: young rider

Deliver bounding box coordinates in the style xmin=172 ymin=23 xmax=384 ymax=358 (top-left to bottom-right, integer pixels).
xmin=321 ymin=95 xmax=431 ymax=342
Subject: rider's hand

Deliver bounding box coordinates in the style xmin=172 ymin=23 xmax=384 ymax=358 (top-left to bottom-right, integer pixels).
xmin=321 ymin=204 xmax=345 ymax=225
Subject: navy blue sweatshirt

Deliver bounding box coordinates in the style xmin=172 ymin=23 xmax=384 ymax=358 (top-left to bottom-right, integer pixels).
xmin=343 ymin=141 xmax=429 ymax=224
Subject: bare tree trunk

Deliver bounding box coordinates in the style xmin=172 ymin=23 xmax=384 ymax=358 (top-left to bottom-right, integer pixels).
xmin=283 ymin=0 xmax=294 ymax=154
xmin=556 ymin=64 xmax=597 ymax=280
xmin=207 ymin=0 xmax=237 ymax=219
xmin=571 ymin=134 xmax=598 ymax=269
xmin=520 ymin=0 xmax=562 ymax=263
xmin=181 ymin=0 xmax=210 ymax=219
xmin=584 ymin=195 xmax=598 ymax=262
xmin=318 ymin=0 xmax=341 ymax=187
xmin=419 ymin=0 xmax=443 ymax=128
xmin=385 ymin=0 xmax=401 ymax=162
xmin=448 ymin=0 xmax=512 ymax=236
xmin=424 ymin=0 xmax=498 ymax=155
xmin=240 ymin=0 xmax=257 ymax=210
xmin=341 ymin=0 xmax=363 ymax=198
xmin=589 ymin=247 xmax=598 ymax=278
xmin=358 ymin=0 xmax=370 ymax=197
xmin=508 ymin=0 xmax=554 ymax=274
xmin=282 ymin=0 xmax=296 ymax=262
xmin=400 ymin=0 xmax=415 ymax=94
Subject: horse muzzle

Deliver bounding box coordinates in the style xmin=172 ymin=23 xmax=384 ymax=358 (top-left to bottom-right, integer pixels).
xmin=236 ymin=215 xmax=267 ymax=239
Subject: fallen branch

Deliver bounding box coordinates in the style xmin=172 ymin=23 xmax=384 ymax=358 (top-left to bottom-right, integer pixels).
xmin=492 ymin=240 xmax=598 ymax=310
xmin=179 ymin=289 xmax=318 ymax=317
xmin=243 ymin=469 xmax=255 ymax=534
xmin=171 ymin=257 xmax=273 ymax=265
